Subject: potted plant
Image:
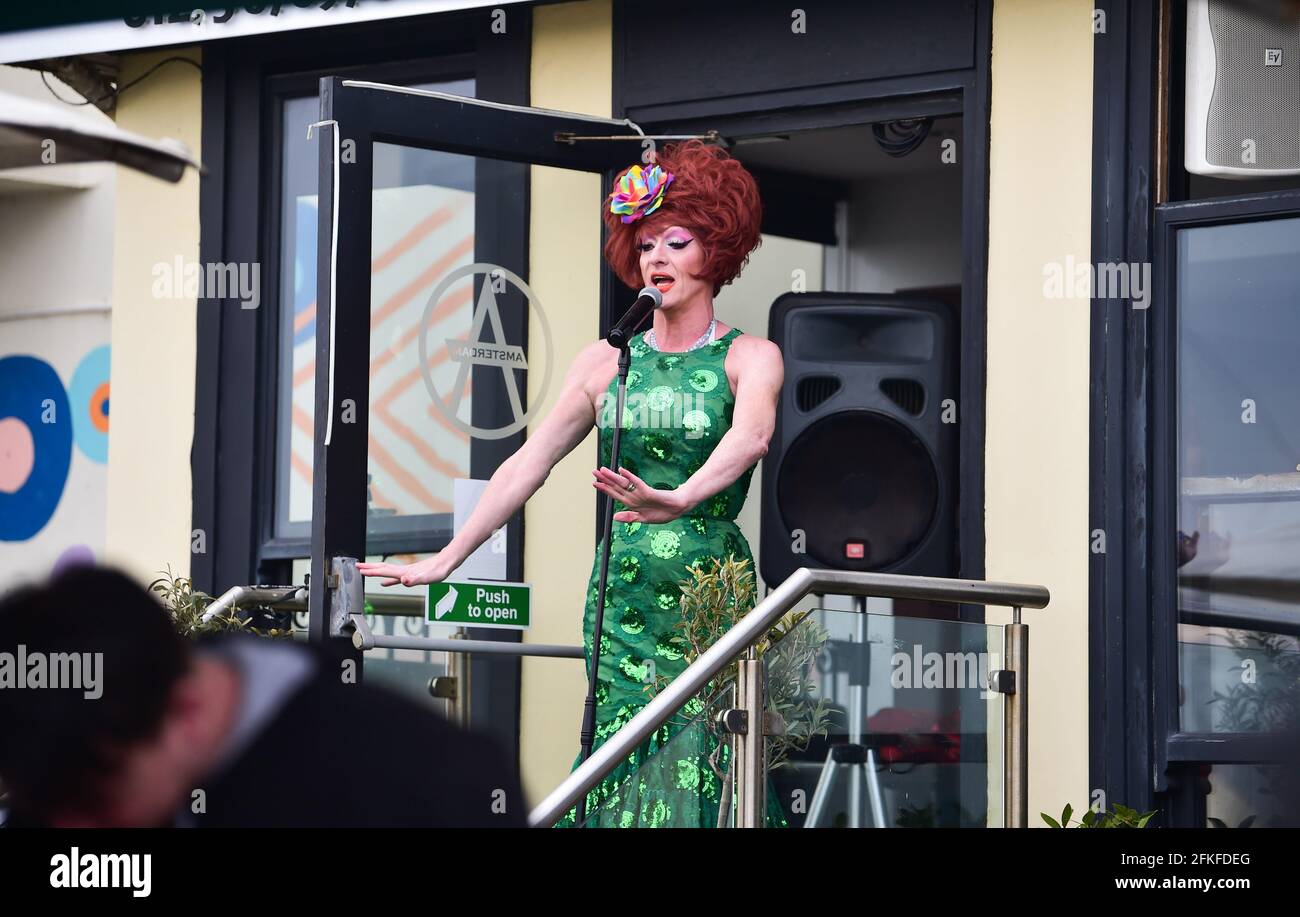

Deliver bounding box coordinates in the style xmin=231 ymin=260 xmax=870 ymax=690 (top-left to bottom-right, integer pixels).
xmin=646 ymin=555 xmax=832 ymax=825
xmin=149 ymin=567 xmax=293 ymax=639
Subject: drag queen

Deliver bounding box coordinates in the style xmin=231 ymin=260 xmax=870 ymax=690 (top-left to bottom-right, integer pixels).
xmin=360 ymin=140 xmax=785 ymax=827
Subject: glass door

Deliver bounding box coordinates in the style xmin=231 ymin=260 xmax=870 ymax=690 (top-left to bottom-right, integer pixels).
xmin=306 ymin=77 xmax=641 ymax=652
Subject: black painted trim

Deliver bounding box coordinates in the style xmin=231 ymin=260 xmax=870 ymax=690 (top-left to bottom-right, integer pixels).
xmin=192 ymin=41 xmax=224 ymax=594
xmin=1090 ymin=0 xmax=1300 ymax=824
xmin=606 ymin=0 xmax=993 ymax=602
xmin=307 ymin=38 xmax=634 ymax=759
xmin=193 ymin=5 xmax=569 ymax=767
xmin=193 ymin=10 xmax=496 ymax=595
xmin=961 ymin=0 xmax=993 ymax=595
xmin=1088 ymin=0 xmax=1159 ymax=818
xmin=1168 ymin=732 xmax=1300 ymax=764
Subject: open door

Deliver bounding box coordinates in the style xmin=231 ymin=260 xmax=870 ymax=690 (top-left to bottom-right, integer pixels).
xmin=305 ymin=78 xmax=642 ymax=661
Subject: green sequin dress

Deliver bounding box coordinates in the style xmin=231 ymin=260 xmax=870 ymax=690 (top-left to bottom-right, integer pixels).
xmin=555 ymin=327 xmax=788 ymax=828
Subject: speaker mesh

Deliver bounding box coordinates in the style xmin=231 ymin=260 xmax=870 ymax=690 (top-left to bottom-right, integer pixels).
xmin=777 ymin=410 xmax=938 ymax=569
xmin=880 ymin=378 xmax=926 ymax=416
xmin=795 ymin=374 xmax=841 ymax=412
xmin=1207 ymin=1 xmax=1300 ymax=169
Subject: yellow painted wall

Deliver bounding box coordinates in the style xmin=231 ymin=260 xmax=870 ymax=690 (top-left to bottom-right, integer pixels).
xmin=103 ymin=48 xmax=202 ymax=584
xmin=83 ymin=0 xmax=1093 ymax=824
xmin=985 ymin=0 xmax=1093 ymax=820
xmin=520 ymin=0 xmax=1097 ymax=819
xmin=520 ymin=0 xmax=613 ymax=807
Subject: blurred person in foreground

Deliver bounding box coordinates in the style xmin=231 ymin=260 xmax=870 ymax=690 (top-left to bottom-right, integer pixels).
xmin=0 ymin=566 xmax=525 ymax=828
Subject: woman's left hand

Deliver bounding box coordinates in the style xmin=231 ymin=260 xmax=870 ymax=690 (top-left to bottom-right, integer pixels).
xmin=592 ymin=466 xmax=688 ymax=524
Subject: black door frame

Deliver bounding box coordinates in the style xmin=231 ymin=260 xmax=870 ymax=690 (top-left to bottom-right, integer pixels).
xmin=193 ymin=8 xmax=532 ymax=593
xmin=192 ymin=5 xmax=635 ymax=757
xmin=603 ymin=0 xmax=994 ymax=597
xmin=1089 ymin=0 xmax=1162 ymax=821
xmin=307 ymin=77 xmax=642 ymax=761
xmin=1090 ymin=0 xmax=1300 ymax=824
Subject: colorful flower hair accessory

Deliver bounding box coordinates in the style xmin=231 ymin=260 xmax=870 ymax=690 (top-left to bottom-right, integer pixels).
xmin=609 ymin=163 xmax=675 ymax=224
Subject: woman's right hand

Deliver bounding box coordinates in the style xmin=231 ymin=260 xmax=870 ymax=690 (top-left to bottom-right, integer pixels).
xmin=357 ymin=554 xmax=451 ymax=588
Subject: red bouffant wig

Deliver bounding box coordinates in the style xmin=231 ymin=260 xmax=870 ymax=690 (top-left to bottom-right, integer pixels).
xmin=603 ymin=140 xmax=763 ymax=296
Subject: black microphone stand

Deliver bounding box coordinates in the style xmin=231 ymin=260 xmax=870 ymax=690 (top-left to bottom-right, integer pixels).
xmin=574 ymin=337 xmax=633 ymax=827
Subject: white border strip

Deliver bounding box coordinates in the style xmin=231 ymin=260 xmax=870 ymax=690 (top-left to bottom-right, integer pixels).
xmin=306 ymin=118 xmax=341 ymax=448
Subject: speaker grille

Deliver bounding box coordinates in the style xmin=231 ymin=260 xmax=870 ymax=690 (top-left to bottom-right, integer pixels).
xmin=880 ymin=378 xmax=926 ymax=416
xmin=795 ymin=374 xmax=841 ymax=412
xmin=777 ymin=410 xmax=939 ymax=570
xmin=790 ymin=310 xmax=935 ymax=363
xmin=1207 ymin=1 xmax=1300 ymax=169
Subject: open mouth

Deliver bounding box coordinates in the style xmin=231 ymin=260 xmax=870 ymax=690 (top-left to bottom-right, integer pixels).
xmin=650 ymin=273 xmax=675 ymax=293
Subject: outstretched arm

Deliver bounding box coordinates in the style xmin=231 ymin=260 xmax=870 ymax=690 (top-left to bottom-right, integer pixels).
xmin=361 ymin=342 xmax=610 ymax=586
xmin=591 ymin=337 xmax=784 ymax=524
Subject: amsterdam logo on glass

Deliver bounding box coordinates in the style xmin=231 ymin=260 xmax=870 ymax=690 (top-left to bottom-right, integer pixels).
xmin=418 ymin=262 xmax=553 ymax=440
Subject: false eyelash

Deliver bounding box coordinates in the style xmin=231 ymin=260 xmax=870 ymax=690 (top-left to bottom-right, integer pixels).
xmin=637 ymin=238 xmax=694 ymax=252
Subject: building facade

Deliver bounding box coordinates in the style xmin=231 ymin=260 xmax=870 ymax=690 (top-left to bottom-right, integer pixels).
xmin=1 ymin=0 xmax=1293 ymax=827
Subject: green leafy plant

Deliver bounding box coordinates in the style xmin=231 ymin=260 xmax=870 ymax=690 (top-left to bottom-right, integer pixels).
xmin=1203 ymin=631 xmax=1300 ymax=826
xmin=644 ymin=555 xmax=832 ymax=801
xmin=761 ymin=607 xmax=835 ymax=770
xmin=1210 ymin=629 xmax=1300 ymax=733
xmin=1041 ymin=802 xmax=1156 ymax=828
xmin=149 ymin=567 xmax=292 ymax=639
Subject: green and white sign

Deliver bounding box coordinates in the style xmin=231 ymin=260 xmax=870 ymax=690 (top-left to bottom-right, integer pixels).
xmin=427 ymin=580 xmax=531 ymax=630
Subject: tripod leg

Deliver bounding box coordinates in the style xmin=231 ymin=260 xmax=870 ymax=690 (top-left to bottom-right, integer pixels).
xmin=804 ymin=756 xmax=841 ymax=828
xmin=865 ymin=748 xmax=887 ymax=828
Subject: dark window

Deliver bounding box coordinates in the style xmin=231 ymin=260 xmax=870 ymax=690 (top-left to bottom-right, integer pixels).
xmin=1153 ymin=190 xmax=1300 ymax=825
xmin=1175 ymin=215 xmax=1300 ymax=736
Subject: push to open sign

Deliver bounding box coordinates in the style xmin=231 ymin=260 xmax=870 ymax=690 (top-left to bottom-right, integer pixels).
xmin=426 ymin=581 xmax=531 ymax=630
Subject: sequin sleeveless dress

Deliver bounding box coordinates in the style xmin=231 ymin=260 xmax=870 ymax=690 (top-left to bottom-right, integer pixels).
xmin=555 ymin=327 xmax=788 ymax=828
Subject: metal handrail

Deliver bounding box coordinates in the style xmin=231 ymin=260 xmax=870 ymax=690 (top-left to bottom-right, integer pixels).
xmin=202 ymin=585 xmax=587 ymax=658
xmin=200 ymin=585 xmax=306 ymax=623
xmin=355 ymin=631 xmax=583 ymax=659
xmin=527 ymin=567 xmax=1049 ymax=828
xmin=199 ymin=585 xmax=427 ymax=622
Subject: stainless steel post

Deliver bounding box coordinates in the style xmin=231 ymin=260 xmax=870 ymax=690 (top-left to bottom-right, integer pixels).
xmin=849 ymin=596 xmax=866 ymax=828
xmin=735 ymin=648 xmax=765 ymax=828
xmin=452 ymin=627 xmax=471 ymax=729
xmin=1004 ymin=607 xmax=1028 ymax=828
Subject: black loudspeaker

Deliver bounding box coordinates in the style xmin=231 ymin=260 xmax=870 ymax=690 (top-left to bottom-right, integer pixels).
xmin=759 ymin=293 xmax=958 ymax=588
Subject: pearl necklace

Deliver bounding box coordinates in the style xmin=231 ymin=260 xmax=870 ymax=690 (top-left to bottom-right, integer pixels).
xmin=646 ymin=316 xmax=716 ymax=353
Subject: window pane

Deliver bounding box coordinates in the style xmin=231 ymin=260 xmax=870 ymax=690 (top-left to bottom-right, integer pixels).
xmin=766 ymin=605 xmax=1003 ymax=827
xmin=273 ymin=78 xmax=475 ymax=542
xmin=1177 ymin=216 xmax=1300 ymax=732
xmin=365 ymin=141 xmax=475 ymax=538
xmin=1202 ymin=764 xmax=1300 ymax=828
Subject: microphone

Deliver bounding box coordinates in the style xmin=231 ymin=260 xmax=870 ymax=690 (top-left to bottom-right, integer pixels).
xmin=606 ymin=286 xmax=663 ymax=349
